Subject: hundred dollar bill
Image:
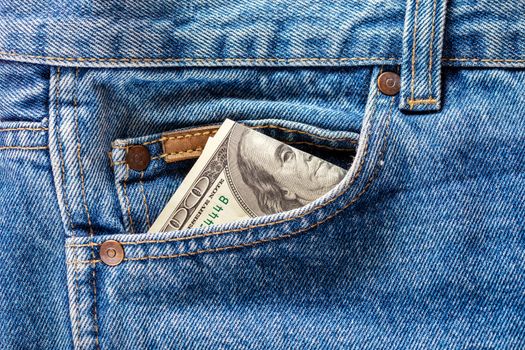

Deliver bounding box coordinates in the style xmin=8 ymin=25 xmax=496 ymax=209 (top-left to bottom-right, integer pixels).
xmin=149 ymin=119 xmax=347 ymax=232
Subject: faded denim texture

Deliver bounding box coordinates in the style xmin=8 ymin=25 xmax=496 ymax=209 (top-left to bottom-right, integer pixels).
xmin=0 ymin=0 xmax=524 ymax=349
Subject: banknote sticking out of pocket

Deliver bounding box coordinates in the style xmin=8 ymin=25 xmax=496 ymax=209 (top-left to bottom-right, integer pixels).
xmin=149 ymin=119 xmax=348 ymax=232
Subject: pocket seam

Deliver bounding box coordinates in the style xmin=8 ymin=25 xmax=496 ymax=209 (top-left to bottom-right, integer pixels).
xmin=111 ymin=123 xmax=358 ymax=150
xmin=139 ymin=171 xmax=152 ymax=230
xmin=0 ymin=124 xmax=49 ymax=149
xmin=0 ymin=127 xmax=48 ymax=132
xmin=122 ymin=164 xmax=136 ymax=234
xmin=111 ymin=141 xmax=353 ymax=167
xmin=110 ymin=125 xmax=357 ymax=168
xmin=113 ymin=129 xmax=218 ymax=148
xmin=0 ymin=145 xmax=48 ymax=150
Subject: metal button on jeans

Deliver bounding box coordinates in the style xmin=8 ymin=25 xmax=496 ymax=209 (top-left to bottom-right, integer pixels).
xmin=100 ymin=240 xmax=125 ymax=266
xmin=126 ymin=145 xmax=150 ymax=171
xmin=377 ymin=72 xmax=401 ymax=96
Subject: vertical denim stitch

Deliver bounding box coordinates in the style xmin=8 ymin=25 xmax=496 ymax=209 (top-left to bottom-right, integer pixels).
xmin=54 ymin=67 xmax=75 ymax=231
xmin=139 ymin=171 xmax=152 ymax=230
xmin=427 ymin=0 xmax=438 ymax=97
xmin=400 ymin=0 xmax=447 ymax=111
xmin=409 ymin=0 xmax=421 ymax=107
xmin=73 ymin=243 xmax=81 ymax=348
xmin=74 ymin=68 xmax=94 ymax=233
xmin=109 ymin=146 xmax=135 ymax=233
xmin=73 ymin=67 xmax=100 ymax=350
xmin=123 ymin=163 xmax=136 ymax=234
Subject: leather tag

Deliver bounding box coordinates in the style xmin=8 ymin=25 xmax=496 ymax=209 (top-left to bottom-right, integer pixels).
xmin=162 ymin=125 xmax=219 ymax=163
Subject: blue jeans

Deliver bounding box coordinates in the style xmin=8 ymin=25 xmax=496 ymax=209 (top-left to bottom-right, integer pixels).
xmin=0 ymin=0 xmax=524 ymax=349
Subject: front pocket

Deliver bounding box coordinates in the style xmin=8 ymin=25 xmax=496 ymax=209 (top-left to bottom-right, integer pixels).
xmin=110 ymin=118 xmax=359 ymax=234
xmin=65 ymin=66 xmax=398 ymax=349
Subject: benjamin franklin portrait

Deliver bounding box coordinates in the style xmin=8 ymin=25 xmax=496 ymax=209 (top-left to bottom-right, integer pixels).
xmin=232 ymin=126 xmax=346 ymax=215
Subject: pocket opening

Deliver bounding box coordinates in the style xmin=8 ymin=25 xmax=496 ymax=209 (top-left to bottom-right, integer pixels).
xmin=111 ymin=119 xmax=359 ymax=235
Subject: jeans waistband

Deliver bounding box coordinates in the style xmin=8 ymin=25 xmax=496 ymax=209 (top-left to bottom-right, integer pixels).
xmin=0 ymin=0 xmax=523 ymax=69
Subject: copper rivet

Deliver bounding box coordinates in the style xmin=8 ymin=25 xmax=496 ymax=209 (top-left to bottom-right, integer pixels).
xmin=126 ymin=145 xmax=150 ymax=171
xmin=377 ymin=72 xmax=401 ymax=96
xmin=100 ymin=240 xmax=125 ymax=266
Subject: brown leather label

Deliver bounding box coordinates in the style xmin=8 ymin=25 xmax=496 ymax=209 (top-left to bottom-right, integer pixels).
xmin=162 ymin=125 xmax=219 ymax=163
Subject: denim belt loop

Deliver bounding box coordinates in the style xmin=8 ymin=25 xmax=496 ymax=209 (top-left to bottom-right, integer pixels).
xmin=399 ymin=0 xmax=448 ymax=112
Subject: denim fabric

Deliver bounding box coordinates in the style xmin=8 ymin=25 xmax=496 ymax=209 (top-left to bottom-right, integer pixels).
xmin=0 ymin=127 xmax=73 ymax=349
xmin=0 ymin=1 xmax=523 ymax=68
xmin=0 ymin=0 xmax=524 ymax=349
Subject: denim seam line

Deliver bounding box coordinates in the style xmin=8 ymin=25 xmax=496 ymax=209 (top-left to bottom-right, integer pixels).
xmin=139 ymin=171 xmax=152 ymax=230
xmin=111 ymin=142 xmax=354 ymax=167
xmin=67 ymin=93 xmax=394 ymax=265
xmin=73 ymin=238 xmax=81 ymax=345
xmin=112 ymin=155 xmax=135 ymax=233
xmin=445 ymin=57 xmax=525 ymax=63
xmin=67 ymin=94 xmax=394 ymax=268
xmin=427 ymin=0 xmax=438 ymax=98
xmin=72 ymin=238 xmax=81 ymax=348
xmin=406 ymin=97 xmax=439 ymax=107
xmin=409 ymin=0 xmax=421 ymax=109
xmin=0 ymin=50 xmax=524 ymax=65
xmin=0 ymin=127 xmax=48 ymax=132
xmin=0 ymin=52 xmax=397 ymax=62
xmin=55 ymin=67 xmax=75 ymax=231
xmin=111 ymin=124 xmax=358 ymax=149
xmin=0 ymin=127 xmax=48 ymax=148
xmin=122 ymin=164 xmax=136 ymax=234
xmin=0 ymin=145 xmax=48 ymax=150
xmin=74 ymin=66 xmax=101 ymax=350
xmin=110 ymin=125 xmax=358 ymax=168
xmin=117 ymin=129 xmax=218 ymax=148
